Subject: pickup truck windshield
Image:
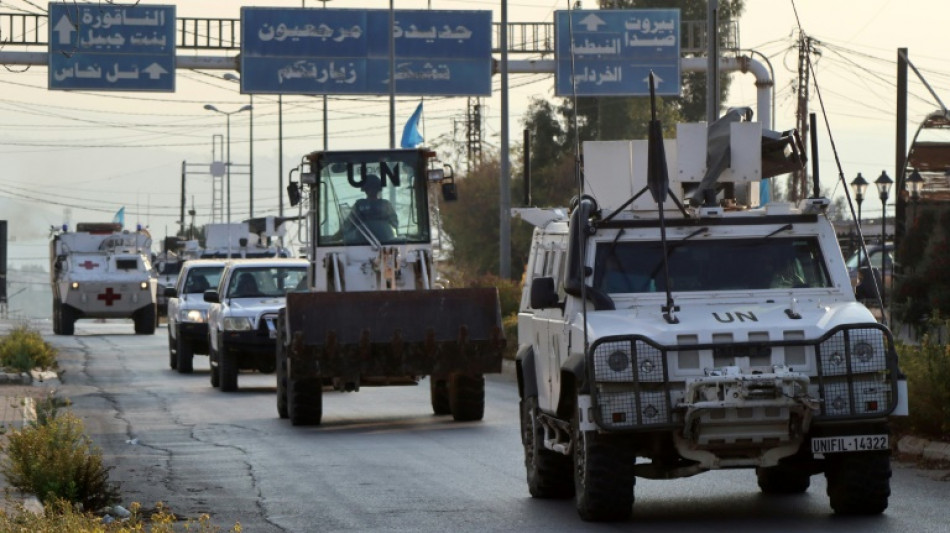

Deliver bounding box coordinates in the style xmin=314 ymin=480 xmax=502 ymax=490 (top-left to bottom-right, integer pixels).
xmin=594 ymin=237 xmax=832 ymax=293
xmin=226 ymin=267 xmax=307 ymax=298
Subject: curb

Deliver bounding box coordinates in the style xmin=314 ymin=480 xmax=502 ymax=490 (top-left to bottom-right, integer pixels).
xmin=897 ymin=435 xmax=950 ymax=463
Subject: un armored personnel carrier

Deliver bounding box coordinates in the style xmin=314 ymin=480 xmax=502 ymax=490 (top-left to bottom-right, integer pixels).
xmin=50 ymin=222 xmax=158 ymax=335
xmin=515 ymin=111 xmax=907 ymax=521
xmin=277 ymin=148 xmax=505 ymax=425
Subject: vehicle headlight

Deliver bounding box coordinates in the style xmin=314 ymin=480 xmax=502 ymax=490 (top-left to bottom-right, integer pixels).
xmin=182 ymin=309 xmax=207 ymax=323
xmin=140 ymin=281 xmax=149 ymax=290
xmin=70 ymin=282 xmax=80 ymax=290
xmin=222 ymin=317 xmax=254 ymax=331
xmin=593 ymin=342 xmax=634 ymax=382
xmin=607 ymin=350 xmax=629 ymax=372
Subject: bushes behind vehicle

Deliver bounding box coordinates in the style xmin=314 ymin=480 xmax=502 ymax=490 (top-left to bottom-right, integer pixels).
xmin=893 ymin=317 xmax=950 ymax=441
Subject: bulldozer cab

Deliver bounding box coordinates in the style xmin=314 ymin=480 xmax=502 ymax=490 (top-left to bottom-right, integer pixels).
xmin=307 ymin=149 xmax=433 ymax=248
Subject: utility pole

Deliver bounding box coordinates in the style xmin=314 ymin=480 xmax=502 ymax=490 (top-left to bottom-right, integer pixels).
xmin=894 ymin=48 xmax=908 ymax=251
xmin=466 ymin=97 xmax=483 ymax=173
xmin=792 ymin=33 xmax=812 ymax=203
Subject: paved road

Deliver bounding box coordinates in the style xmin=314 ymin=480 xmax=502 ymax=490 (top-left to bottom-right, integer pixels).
xmin=30 ymin=320 xmax=950 ymax=532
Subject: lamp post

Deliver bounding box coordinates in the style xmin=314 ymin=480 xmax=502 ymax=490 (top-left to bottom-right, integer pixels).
xmin=850 ymin=173 xmax=868 ymax=227
xmin=222 ymin=74 xmax=255 ymax=218
xmin=319 ymin=0 xmax=331 ymax=150
xmin=907 ymin=168 xmax=924 ymax=224
xmin=204 ymin=104 xmax=252 ymax=223
xmin=875 ymin=171 xmax=893 ymax=308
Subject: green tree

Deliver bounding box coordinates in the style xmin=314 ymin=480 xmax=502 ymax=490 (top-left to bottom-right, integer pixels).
xmin=440 ymin=158 xmax=536 ymax=278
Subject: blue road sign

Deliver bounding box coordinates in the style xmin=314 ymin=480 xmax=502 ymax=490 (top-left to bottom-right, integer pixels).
xmin=241 ymin=8 xmax=491 ymax=96
xmin=555 ymin=9 xmax=680 ymax=97
xmin=48 ymin=3 xmax=176 ymax=92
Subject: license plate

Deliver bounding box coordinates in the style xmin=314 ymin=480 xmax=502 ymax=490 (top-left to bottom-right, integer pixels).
xmin=811 ymin=435 xmax=889 ymax=454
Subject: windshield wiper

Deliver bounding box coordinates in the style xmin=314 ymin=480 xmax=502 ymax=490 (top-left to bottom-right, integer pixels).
xmin=765 ymin=223 xmax=793 ymax=239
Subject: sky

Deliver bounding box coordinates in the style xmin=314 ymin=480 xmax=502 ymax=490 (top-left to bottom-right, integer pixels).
xmin=1 ymin=0 xmax=949 ymax=265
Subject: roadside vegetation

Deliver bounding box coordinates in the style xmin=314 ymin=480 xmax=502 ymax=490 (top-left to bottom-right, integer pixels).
xmin=0 ymin=325 xmax=57 ymax=372
xmin=0 ymin=327 xmax=238 ymax=530
xmin=893 ymin=317 xmax=950 ymax=442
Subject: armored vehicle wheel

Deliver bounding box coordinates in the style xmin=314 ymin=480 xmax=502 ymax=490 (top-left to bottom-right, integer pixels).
xmin=521 ymin=396 xmax=573 ymax=498
xmin=60 ymin=304 xmax=75 ymax=336
xmin=824 ymin=450 xmax=891 ymax=515
xmin=430 ymin=377 xmax=450 ymax=415
xmin=288 ymin=376 xmax=323 ymax=426
xmin=572 ymin=389 xmax=635 ymax=522
xmin=134 ymin=305 xmax=157 ymax=335
xmin=219 ymin=346 xmax=239 ymax=392
xmin=209 ymin=342 xmax=220 ymax=388
xmin=52 ymin=300 xmax=62 ymax=335
xmin=167 ymin=329 xmax=178 ymax=370
xmin=176 ymin=335 xmax=194 ymax=374
xmin=756 ymin=463 xmax=811 ymax=494
xmin=449 ymin=374 xmax=484 ymax=422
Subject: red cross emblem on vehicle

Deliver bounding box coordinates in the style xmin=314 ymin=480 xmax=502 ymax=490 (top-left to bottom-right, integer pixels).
xmin=79 ymin=260 xmax=100 ymax=269
xmin=97 ymin=287 xmax=122 ymax=306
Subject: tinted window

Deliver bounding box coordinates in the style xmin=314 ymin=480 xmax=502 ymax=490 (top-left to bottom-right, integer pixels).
xmin=594 ymin=237 xmax=832 ymax=293
xmin=226 ymin=266 xmax=307 ymax=298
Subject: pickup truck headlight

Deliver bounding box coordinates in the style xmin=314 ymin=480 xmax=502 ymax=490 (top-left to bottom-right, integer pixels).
xmin=182 ymin=309 xmax=207 ymax=323
xmin=222 ymin=317 xmax=254 ymax=331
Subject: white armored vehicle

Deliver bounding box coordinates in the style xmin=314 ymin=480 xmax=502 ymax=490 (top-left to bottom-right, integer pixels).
xmin=50 ymin=222 xmax=158 ymax=335
xmin=515 ymin=111 xmax=906 ymax=521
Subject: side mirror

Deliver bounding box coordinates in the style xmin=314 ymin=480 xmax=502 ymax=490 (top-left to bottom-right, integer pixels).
xmin=287 ymin=182 xmax=301 ymax=207
xmin=441 ymin=181 xmax=458 ymax=202
xmin=203 ymin=290 xmax=220 ymax=304
xmin=530 ymin=277 xmax=560 ymax=310
xmin=163 ymin=287 xmax=177 ymax=298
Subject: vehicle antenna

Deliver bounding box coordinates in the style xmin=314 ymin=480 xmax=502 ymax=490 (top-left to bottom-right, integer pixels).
xmin=566 ymin=1 xmax=591 ymax=353
xmin=647 ymin=71 xmax=678 ymax=324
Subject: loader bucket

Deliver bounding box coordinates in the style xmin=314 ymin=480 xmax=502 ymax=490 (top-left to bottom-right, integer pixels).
xmin=284 ymin=288 xmax=505 ymax=379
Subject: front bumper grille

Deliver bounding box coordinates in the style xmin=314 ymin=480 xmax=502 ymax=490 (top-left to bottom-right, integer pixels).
xmin=588 ymin=323 xmax=899 ymax=431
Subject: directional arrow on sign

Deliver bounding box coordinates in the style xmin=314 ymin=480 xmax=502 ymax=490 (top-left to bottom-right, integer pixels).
xmin=53 ymin=15 xmax=76 ymax=45
xmin=578 ymin=14 xmax=606 ymax=31
xmin=142 ymin=63 xmax=169 ymax=80
xmin=644 ymin=73 xmax=664 ymax=88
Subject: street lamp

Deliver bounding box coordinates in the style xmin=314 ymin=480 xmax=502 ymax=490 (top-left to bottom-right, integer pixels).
xmin=850 ymin=173 xmax=868 ymax=227
xmin=204 ymin=103 xmax=252 ymax=223
xmin=907 ymin=168 xmax=924 ymax=223
xmin=222 ymin=73 xmax=255 ymax=217
xmin=875 ymin=170 xmax=893 ymax=308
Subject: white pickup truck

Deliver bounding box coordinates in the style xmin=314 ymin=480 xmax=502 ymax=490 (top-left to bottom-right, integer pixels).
xmin=205 ymin=258 xmax=308 ymax=392
xmin=165 ymin=259 xmax=226 ymax=373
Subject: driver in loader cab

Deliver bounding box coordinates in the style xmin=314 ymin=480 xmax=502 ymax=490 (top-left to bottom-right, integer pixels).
xmin=345 ymin=174 xmax=398 ymax=241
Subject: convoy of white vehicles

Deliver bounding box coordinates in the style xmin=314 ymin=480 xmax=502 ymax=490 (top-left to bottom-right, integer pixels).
xmin=514 ymin=112 xmax=906 ymax=521
xmin=48 ymin=113 xmax=906 ymax=525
